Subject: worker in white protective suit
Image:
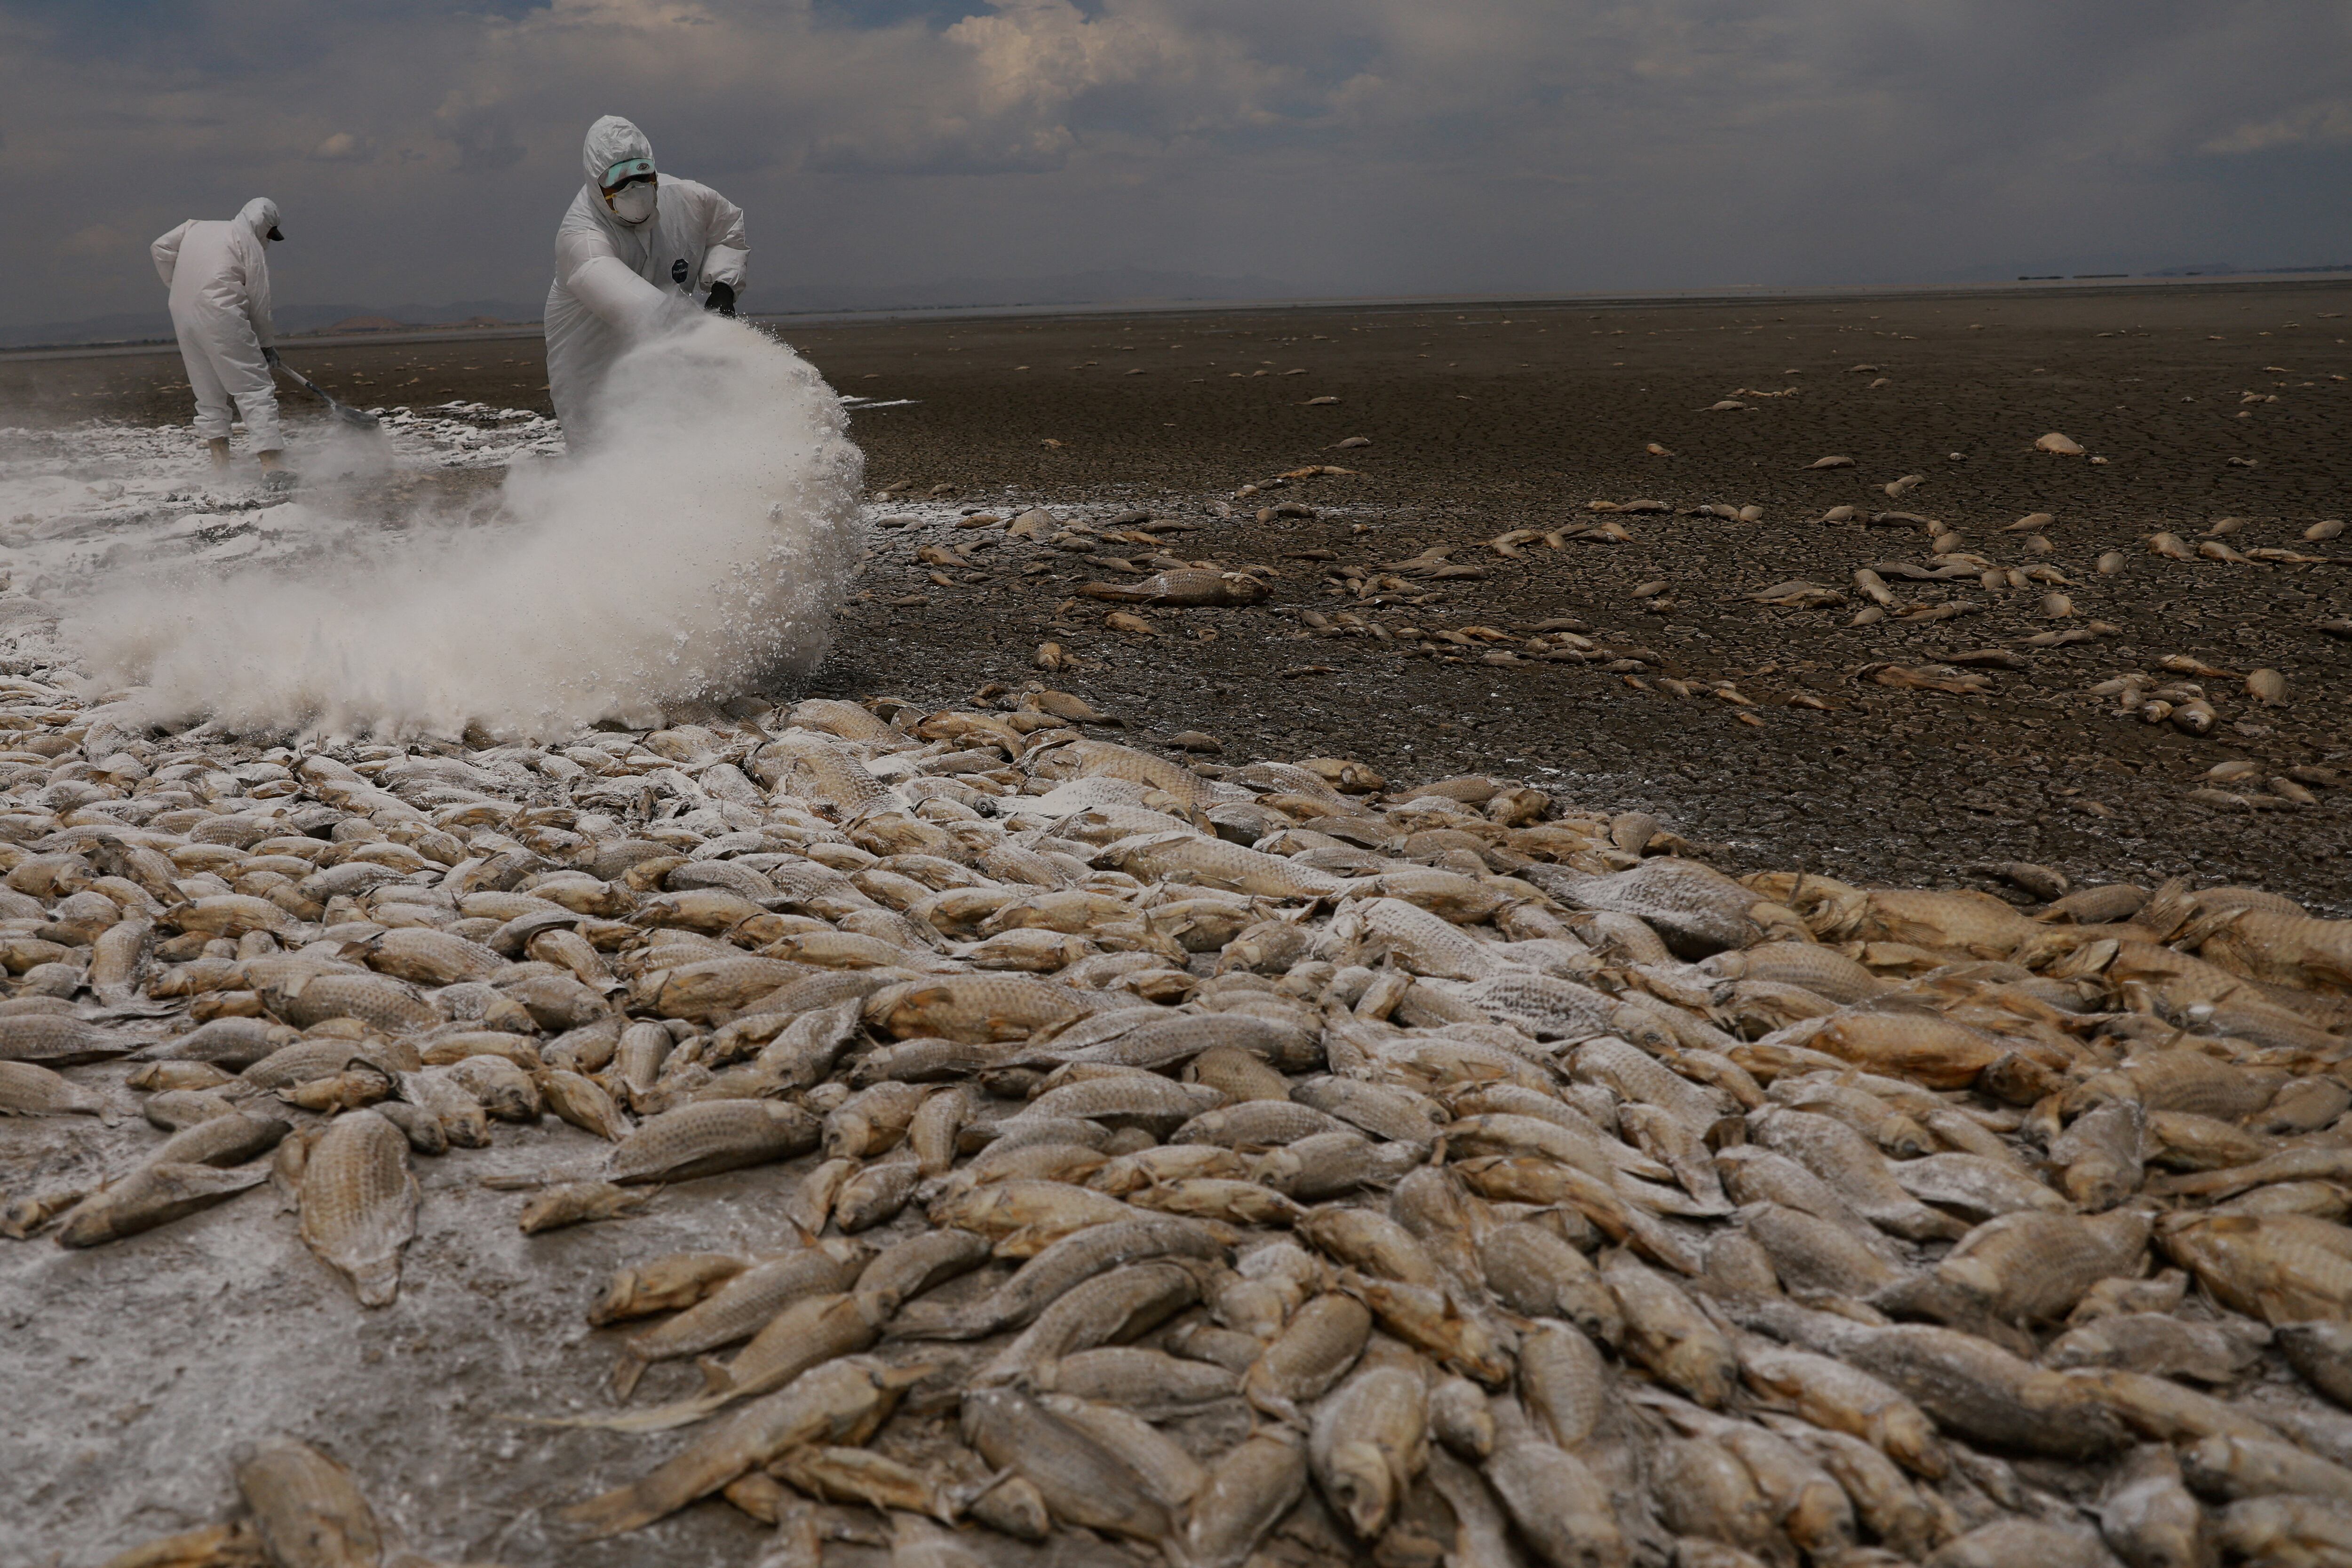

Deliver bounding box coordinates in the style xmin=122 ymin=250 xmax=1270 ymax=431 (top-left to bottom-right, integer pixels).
xmin=151 ymin=198 xmax=288 ymax=474
xmin=544 ymin=116 xmax=748 ymax=448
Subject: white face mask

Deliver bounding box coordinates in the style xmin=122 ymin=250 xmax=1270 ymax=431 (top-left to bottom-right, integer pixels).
xmin=608 ymin=181 xmax=657 ymax=224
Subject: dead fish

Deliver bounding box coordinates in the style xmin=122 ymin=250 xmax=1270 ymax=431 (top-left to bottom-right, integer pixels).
xmin=2158 ymin=1211 xmax=2352 ymax=1325
xmin=826 ymin=1081 xmax=928 ymax=1159
xmin=2213 ymin=1494 xmax=2352 ymax=1563
xmin=1927 ymin=1518 xmax=2114 ymax=1568
xmin=588 ymin=1289 xmax=895 ymax=1432
xmin=123 ymin=1060 xmax=237 ymax=1093
xmin=959 ymin=1385 xmax=1171 ymax=1543
xmin=232 ymin=1436 xmax=381 ymax=1568
xmin=536 ymin=1068 xmax=631 ymax=1141
xmin=2098 ymin=1443 xmax=2209 ymax=1568
xmin=87 ymin=916 xmax=152 ymax=1005
xmin=1293 ymin=1074 xmax=1446 ymax=1146
xmin=2180 ymin=1429 xmax=2352 ymax=1503
xmin=56 ymin=1161 xmax=269 ymax=1247
xmin=1078 ymin=569 xmax=1270 ymax=606
xmin=1483 ymin=1396 xmax=1629 ymax=1568
xmin=1244 ymin=1291 xmax=1374 ymax=1422
xmin=588 ymin=1252 xmax=751 ymax=1326
xmin=396 ymin=1068 xmax=491 ymax=1149
xmin=1735 ymin=1334 xmax=1947 ymax=1477
xmin=607 ymin=1099 xmax=819 ymax=1184
xmin=979 ymin=1260 xmax=1202 ymax=1388
xmin=907 ymin=1084 xmax=972 ymax=1175
xmin=1038 ymin=1347 xmax=1235 ymax=1420
xmin=833 ymin=1159 xmax=921 ymax=1231
xmin=1749 ymin=1106 xmax=1965 ymax=1240
xmin=1127 ymin=1177 xmax=1304 ymax=1227
xmin=2045 ymin=1312 xmax=2265 ymax=1384
xmin=786 ymin=1157 xmax=855 ymax=1234
xmin=520 ymin=1181 xmax=651 ymax=1234
xmin=1255 ymin=1129 xmax=1425 ymax=1201
xmin=1601 ymin=1248 xmax=1737 ymax=1406
xmin=1300 ymin=1204 xmax=1444 ymax=1285
xmin=1828 ymin=1319 xmax=2127 ymax=1458
xmin=1339 ymin=1269 xmax=1514 ymax=1385
xmin=1518 ymin=1319 xmax=1611 ymax=1451
xmin=297 ymin=1110 xmax=419 ymax=1306
xmin=609 ymin=1236 xmax=869 ymax=1397
xmin=1176 ymin=1428 xmax=1308 ymax=1568
xmin=357 ymin=926 xmax=506 ymax=986
xmin=1037 ymin=1393 xmax=1208 ymax=1511
xmin=369 ymin=1099 xmax=445 ymax=1155
xmin=1935 ymin=1208 xmax=2152 ymax=1324
xmin=1480 ymin=1221 xmax=1623 ymax=1347
xmin=1526 ymin=857 xmax=1763 ymax=957
xmin=932 ymin=1178 xmax=1137 ymax=1252
xmin=152 ymin=1112 xmax=292 ymax=1170
xmin=3 ymin=1186 xmax=89 ymax=1241
xmin=440 ymin=1054 xmax=537 ymax=1122
xmin=2155 ymin=1146 xmax=2352 ymax=1201
xmin=1310 ymin=1360 xmax=1429 ymax=1539
xmin=0 ymin=1013 xmax=130 ymax=1067
xmin=1652 ymin=1433 xmax=1782 ymax=1561
xmin=1889 ymin=1151 xmax=2066 ymax=1218
xmin=1176 ymin=1098 xmax=1343 ymax=1148
xmin=0 ymin=1058 xmax=106 ymax=1117
xmin=2049 ymin=1098 xmax=2146 ymax=1211
xmin=2275 ymin=1321 xmax=2352 ymax=1409
xmin=1742 ymin=1201 xmax=1906 ymax=1297
xmin=1093 ymin=830 xmax=1346 ymax=899
xmin=559 ymin=1356 xmax=924 ymax=1538
xmin=612 ymin=1019 xmax=675 ymax=1106
xmin=773 ymin=1446 xmax=950 ymax=1521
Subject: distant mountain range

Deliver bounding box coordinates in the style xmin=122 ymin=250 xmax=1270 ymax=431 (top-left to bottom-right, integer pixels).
xmin=0 ymin=267 xmax=1296 ymax=349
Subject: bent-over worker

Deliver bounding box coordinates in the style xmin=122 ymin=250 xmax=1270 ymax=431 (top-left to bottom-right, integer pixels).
xmin=543 ymin=115 xmax=748 ymax=447
xmin=151 ymin=198 xmax=287 ymax=472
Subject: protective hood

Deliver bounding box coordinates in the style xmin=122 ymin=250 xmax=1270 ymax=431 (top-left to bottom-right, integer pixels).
xmin=241 ymin=197 xmax=282 ymax=243
xmin=582 ymin=116 xmax=654 ymax=190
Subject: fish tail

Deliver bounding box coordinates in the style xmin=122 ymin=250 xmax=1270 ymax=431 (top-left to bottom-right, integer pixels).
xmin=556 ymin=1481 xmax=660 ymax=1540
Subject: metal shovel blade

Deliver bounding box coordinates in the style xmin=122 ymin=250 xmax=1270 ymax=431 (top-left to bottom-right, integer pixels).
xmin=271 ymin=359 xmax=382 ymax=431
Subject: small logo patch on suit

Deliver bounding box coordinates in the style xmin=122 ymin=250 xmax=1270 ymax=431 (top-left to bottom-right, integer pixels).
xmin=671 ymin=259 xmax=690 ymax=287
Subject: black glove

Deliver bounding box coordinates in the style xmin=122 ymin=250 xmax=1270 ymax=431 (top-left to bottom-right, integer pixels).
xmin=705 ymin=280 xmax=737 ymax=318
xmin=262 ymin=346 xmax=282 ymax=368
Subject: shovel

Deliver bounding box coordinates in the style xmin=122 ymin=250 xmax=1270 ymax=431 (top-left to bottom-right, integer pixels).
xmin=269 ymin=355 xmax=381 ymax=430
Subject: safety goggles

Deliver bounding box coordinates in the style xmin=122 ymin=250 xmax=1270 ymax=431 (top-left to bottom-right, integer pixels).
xmin=600 ymin=158 xmax=657 ymax=189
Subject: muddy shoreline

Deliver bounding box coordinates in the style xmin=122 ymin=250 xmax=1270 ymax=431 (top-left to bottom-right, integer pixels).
xmin=4 ymin=280 xmax=2347 ymax=915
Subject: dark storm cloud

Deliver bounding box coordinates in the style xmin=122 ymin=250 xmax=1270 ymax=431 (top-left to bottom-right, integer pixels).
xmin=3 ymin=0 xmax=2348 ymax=330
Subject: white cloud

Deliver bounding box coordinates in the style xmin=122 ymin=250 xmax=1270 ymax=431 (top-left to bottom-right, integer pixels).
xmin=2205 ymin=100 xmax=2352 ymax=156
xmin=4 ymin=0 xmax=2350 ymax=330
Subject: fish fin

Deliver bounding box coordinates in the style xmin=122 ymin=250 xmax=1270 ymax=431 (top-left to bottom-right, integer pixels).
xmin=517 ymin=1393 xmax=726 ymax=1434
xmin=694 ymin=1356 xmax=734 ymax=1396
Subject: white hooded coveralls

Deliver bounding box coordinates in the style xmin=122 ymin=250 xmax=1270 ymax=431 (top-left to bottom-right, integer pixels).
xmin=151 ymin=198 xmax=283 ymax=452
xmin=543 ymin=116 xmax=748 ymax=447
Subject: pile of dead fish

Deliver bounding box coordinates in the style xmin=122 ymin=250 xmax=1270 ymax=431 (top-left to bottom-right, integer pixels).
xmin=6 ymin=677 xmax=2350 ymax=1568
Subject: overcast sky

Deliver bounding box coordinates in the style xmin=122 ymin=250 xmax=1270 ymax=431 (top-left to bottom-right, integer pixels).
xmin=5 ymin=0 xmax=2350 ymax=329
